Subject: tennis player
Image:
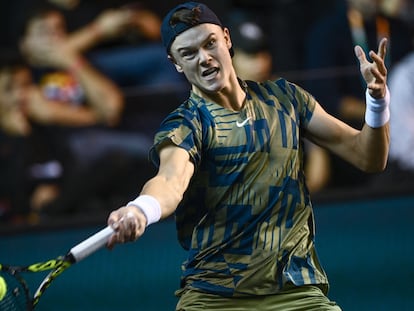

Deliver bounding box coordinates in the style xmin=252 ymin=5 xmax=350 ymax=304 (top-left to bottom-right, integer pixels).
xmin=107 ymin=2 xmax=390 ymax=310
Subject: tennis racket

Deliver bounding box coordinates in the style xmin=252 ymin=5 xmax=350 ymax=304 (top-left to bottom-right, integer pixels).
xmin=0 ymin=226 xmax=114 ymax=310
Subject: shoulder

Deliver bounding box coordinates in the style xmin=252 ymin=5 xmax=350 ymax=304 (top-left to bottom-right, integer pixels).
xmin=246 ymin=78 xmax=296 ymax=95
xmin=251 ymin=78 xmax=312 ymax=101
xmin=162 ymin=97 xmax=201 ymax=123
xmin=247 ymin=79 xmax=316 ymax=120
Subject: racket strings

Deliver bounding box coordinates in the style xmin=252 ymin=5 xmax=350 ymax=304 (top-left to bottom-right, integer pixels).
xmin=0 ymin=270 xmax=31 ymax=311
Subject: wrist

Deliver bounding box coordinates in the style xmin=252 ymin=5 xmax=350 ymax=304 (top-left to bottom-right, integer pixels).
xmin=127 ymin=195 xmax=161 ymax=226
xmin=89 ymin=22 xmax=103 ymax=39
xmin=365 ymin=86 xmax=390 ymax=128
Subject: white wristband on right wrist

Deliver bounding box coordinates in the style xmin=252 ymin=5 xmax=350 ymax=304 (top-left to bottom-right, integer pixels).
xmin=365 ymin=87 xmax=390 ymax=128
xmin=127 ymin=195 xmax=161 ymax=226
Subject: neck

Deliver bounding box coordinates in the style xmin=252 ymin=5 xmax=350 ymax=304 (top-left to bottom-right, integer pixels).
xmin=193 ymin=74 xmax=246 ymax=111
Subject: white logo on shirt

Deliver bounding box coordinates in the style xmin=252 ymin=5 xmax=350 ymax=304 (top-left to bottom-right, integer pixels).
xmin=236 ymin=117 xmax=251 ymax=127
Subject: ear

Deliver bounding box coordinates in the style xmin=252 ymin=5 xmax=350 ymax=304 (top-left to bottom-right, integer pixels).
xmin=168 ymin=55 xmax=183 ymax=73
xmin=223 ymin=27 xmax=233 ymax=51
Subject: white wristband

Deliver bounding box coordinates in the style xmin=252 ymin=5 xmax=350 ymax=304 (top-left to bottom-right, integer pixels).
xmin=127 ymin=195 xmax=161 ymax=226
xmin=365 ymin=87 xmax=390 ymax=128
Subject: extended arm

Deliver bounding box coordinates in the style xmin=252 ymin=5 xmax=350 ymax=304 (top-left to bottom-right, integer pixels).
xmin=107 ymin=144 xmax=194 ymax=247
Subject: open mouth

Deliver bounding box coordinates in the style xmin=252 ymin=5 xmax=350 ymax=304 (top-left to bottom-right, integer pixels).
xmin=202 ymin=67 xmax=219 ymax=78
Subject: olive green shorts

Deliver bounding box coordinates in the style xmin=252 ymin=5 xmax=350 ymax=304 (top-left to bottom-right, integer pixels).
xmin=176 ymin=285 xmax=342 ymax=311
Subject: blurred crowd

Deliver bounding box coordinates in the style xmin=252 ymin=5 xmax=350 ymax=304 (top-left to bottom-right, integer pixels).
xmin=1 ymin=0 xmax=413 ymax=226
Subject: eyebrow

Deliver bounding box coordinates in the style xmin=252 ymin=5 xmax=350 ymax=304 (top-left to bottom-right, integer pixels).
xmin=175 ymin=32 xmax=217 ymax=53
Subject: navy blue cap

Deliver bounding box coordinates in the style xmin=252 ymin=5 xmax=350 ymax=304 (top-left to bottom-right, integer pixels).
xmin=161 ymin=2 xmax=223 ymax=53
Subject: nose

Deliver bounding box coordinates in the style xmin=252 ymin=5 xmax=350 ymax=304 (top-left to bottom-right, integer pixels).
xmin=198 ymin=48 xmax=211 ymax=65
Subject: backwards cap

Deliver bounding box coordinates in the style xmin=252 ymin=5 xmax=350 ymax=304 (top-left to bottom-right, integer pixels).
xmin=161 ymin=2 xmax=223 ymax=53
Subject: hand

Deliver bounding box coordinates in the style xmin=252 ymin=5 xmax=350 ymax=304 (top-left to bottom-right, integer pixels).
xmin=354 ymin=37 xmax=388 ymax=99
xmin=107 ymin=205 xmax=148 ymax=249
xmin=93 ymin=9 xmax=133 ymax=40
xmin=22 ymin=36 xmax=79 ymax=69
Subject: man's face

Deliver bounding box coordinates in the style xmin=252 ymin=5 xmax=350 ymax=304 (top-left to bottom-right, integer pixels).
xmin=169 ymin=24 xmax=233 ymax=96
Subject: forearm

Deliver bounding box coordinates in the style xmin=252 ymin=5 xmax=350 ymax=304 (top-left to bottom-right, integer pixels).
xmin=355 ymin=123 xmax=390 ymax=172
xmin=107 ymin=146 xmax=193 ymax=248
xmin=30 ymin=103 xmax=100 ymax=127
xmin=353 ymin=88 xmax=391 ymax=172
xmin=138 ymin=174 xmax=187 ymax=220
xmin=307 ymin=90 xmax=390 ymax=173
xmin=69 ymin=56 xmax=124 ymax=125
xmin=126 ymin=146 xmax=194 ymax=225
xmin=67 ymin=24 xmax=103 ymax=53
xmin=67 ymin=9 xmax=134 ymax=53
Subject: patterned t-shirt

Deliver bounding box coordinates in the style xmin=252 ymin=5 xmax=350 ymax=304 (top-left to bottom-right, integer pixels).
xmin=150 ymin=78 xmax=328 ymax=297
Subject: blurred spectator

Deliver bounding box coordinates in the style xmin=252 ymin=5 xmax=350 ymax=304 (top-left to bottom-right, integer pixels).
xmin=63 ymin=1 xmax=186 ymax=89
xmin=303 ymin=0 xmax=413 ymax=193
xmin=227 ymin=11 xmax=273 ymax=82
xmin=0 ymin=57 xmax=61 ymax=223
xmin=0 ymin=6 xmax=157 ymax=222
xmin=18 ymin=5 xmax=156 ymax=163
xmin=5 ymin=0 xmax=185 ymax=89
xmin=306 ymin=0 xmax=412 ymax=126
xmin=228 ymin=0 xmax=337 ymax=76
xmin=370 ymin=49 xmax=414 ymax=192
xmin=0 ymin=55 xmax=152 ymax=224
xmin=388 ymin=49 xmax=414 ymax=177
xmin=19 ymin=7 xmax=124 ymax=125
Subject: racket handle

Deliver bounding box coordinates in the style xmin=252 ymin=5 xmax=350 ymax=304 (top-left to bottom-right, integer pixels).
xmin=69 ymin=226 xmax=114 ymax=262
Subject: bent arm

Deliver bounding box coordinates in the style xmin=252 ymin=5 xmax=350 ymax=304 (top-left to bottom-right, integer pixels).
xmin=21 ymin=35 xmax=124 ymax=126
xmin=69 ymin=55 xmax=124 ymax=126
xmin=305 ymin=37 xmax=390 ymax=172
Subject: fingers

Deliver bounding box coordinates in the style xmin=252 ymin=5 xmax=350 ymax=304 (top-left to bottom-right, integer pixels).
xmin=354 ymin=38 xmax=388 ymax=99
xmin=355 ymin=38 xmax=387 ymax=72
xmin=367 ymin=39 xmax=388 ymax=98
xmin=377 ymin=37 xmax=388 ymax=60
xmin=354 ymin=45 xmax=367 ymax=65
xmin=369 ymin=50 xmax=387 ymax=76
xmin=107 ymin=207 xmax=146 ymax=249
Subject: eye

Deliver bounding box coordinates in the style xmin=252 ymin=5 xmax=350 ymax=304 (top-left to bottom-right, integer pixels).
xmin=206 ymin=39 xmax=216 ymax=49
xmin=181 ymin=49 xmax=196 ymax=60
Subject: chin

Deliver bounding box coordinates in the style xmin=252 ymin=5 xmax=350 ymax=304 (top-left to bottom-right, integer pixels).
xmin=205 ymin=77 xmax=228 ymax=91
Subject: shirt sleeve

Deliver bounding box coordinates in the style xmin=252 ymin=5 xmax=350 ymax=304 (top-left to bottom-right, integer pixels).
xmin=149 ymin=101 xmax=202 ymax=168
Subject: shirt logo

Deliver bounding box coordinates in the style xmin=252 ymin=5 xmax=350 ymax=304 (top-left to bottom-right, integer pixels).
xmin=236 ymin=117 xmax=251 ymax=127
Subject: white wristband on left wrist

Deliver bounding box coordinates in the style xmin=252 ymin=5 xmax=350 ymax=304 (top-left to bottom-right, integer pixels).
xmin=365 ymin=86 xmax=390 ymax=128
